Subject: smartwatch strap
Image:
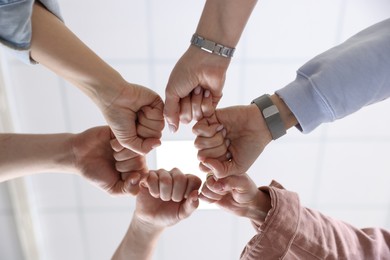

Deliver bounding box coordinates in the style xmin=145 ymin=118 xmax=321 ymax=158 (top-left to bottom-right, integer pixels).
xmin=251 ymin=94 xmax=286 ymax=140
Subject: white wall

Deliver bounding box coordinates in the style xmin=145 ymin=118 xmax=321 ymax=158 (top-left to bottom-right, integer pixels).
xmin=1 ymin=0 xmax=390 ymax=259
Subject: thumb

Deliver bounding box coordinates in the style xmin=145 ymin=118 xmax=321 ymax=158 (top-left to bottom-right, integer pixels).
xmin=164 ymin=94 xmax=180 ymax=133
xmin=179 ymin=190 xmax=199 ymax=220
xmin=203 ymin=158 xmax=241 ymax=179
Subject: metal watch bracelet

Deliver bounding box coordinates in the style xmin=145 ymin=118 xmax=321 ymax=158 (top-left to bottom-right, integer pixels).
xmin=251 ymin=94 xmax=286 ymax=140
xmin=190 ymin=34 xmax=235 ymax=58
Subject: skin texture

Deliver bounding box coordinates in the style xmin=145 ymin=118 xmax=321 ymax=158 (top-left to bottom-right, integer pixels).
xmin=30 ymin=2 xmax=164 ymax=155
xmin=193 ymin=94 xmax=298 ymax=178
xmin=200 ymin=173 xmax=271 ymax=225
xmin=0 ymin=126 xmax=147 ymax=196
xmin=164 ymin=0 xmax=258 ymax=132
xmin=112 ymin=169 xmax=202 ymax=260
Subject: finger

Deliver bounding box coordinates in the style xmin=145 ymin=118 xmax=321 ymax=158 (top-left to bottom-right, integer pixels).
xmin=191 ymin=86 xmax=203 ymax=121
xmin=164 ymin=93 xmax=180 ymax=133
xmin=170 ymin=168 xmax=187 ymax=202
xmin=113 ymin=148 xmax=140 ymax=161
xmin=110 ymin=138 xmax=125 ymax=152
xmin=183 ymin=174 xmax=202 ymax=199
xmin=179 ymin=96 xmax=192 ymax=124
xmin=192 ymin=122 xmax=224 ymax=138
xmin=145 ymin=171 xmax=159 ymax=198
xmin=117 ymin=126 xmax=148 ymax=155
xmin=115 ymin=156 xmax=147 ymax=173
xmin=200 ymin=180 xmax=224 ymax=201
xmin=194 ymin=130 xmax=225 ymax=150
xmin=202 ymin=158 xmax=242 ymax=179
xmin=178 ymin=190 xmax=199 ymax=220
xmin=199 ymin=193 xmax=218 ymax=204
xmin=216 ymin=175 xmax=258 ymax=204
xmin=137 ymin=111 xmax=164 ymax=138
xmin=129 ymin=136 xmax=161 ymax=154
xmin=137 ymin=123 xmax=162 ymax=140
xmin=197 ymin=139 xmax=230 ymax=161
xmin=201 ymin=90 xmax=214 ymax=118
xmin=141 ymin=105 xmax=164 ymax=121
xmin=158 ymin=169 xmax=173 ymax=201
xmin=199 ymin=162 xmax=211 ymax=173
xmin=121 ymin=172 xmax=142 ymax=195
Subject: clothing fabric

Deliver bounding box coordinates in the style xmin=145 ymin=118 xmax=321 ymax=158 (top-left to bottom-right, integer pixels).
xmin=240 ymin=181 xmax=390 ymax=259
xmin=276 ymin=18 xmax=390 ymax=133
xmin=0 ymin=0 xmax=62 ymax=63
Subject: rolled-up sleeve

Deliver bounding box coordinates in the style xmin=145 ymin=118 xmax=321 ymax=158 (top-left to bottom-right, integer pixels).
xmin=241 ymin=181 xmax=390 ymax=260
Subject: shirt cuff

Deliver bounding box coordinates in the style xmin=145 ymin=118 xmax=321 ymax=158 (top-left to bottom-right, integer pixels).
xmin=276 ymin=72 xmax=335 ymax=134
xmin=240 ymin=180 xmax=301 ymax=259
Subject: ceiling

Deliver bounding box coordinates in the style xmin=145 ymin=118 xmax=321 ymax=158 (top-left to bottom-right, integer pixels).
xmin=1 ymin=0 xmax=390 ymax=259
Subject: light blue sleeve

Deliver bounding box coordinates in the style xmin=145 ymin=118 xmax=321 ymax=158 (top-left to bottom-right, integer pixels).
xmin=276 ymin=18 xmax=390 ymax=133
xmin=0 ymin=0 xmax=63 ymax=64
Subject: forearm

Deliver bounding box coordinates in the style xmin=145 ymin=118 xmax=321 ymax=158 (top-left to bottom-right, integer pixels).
xmin=196 ymin=0 xmax=258 ymax=47
xmin=0 ymin=133 xmax=75 ymax=182
xmin=30 ymin=2 xmax=126 ymax=109
xmin=112 ymin=215 xmax=163 ymax=260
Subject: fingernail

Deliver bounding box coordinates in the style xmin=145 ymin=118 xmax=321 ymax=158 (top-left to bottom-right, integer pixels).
xmin=216 ymin=124 xmax=224 ymax=132
xmin=192 ymin=195 xmax=199 ymax=202
xmin=130 ymin=175 xmax=141 ymax=185
xmin=222 ymin=129 xmax=227 ymax=137
xmin=204 ymin=90 xmax=210 ymax=98
xmin=213 ymin=182 xmax=223 ymax=191
xmin=226 ymin=152 xmax=232 ymax=159
xmin=194 ymin=86 xmax=201 ymax=95
xmin=225 ymin=139 xmax=231 ymax=147
xmin=169 ymin=124 xmax=177 ymax=133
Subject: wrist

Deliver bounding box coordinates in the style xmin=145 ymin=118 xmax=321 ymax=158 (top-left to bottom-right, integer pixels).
xmin=113 ymin=214 xmax=164 ymax=260
xmin=248 ymin=190 xmax=271 ymax=225
xmin=81 ymin=72 xmax=129 ymax=111
xmin=187 ymin=45 xmax=231 ymax=69
xmin=247 ymin=103 xmax=273 ymax=145
xmin=131 ymin=213 xmax=165 ymax=237
xmin=190 ymin=34 xmax=235 ymax=58
xmin=270 ymin=94 xmax=298 ymax=130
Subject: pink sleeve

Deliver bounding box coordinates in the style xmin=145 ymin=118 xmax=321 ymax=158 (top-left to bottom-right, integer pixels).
xmin=240 ymin=180 xmax=390 ymax=260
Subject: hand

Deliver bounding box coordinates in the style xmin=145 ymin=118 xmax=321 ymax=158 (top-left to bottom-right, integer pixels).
xmin=200 ymin=173 xmax=271 ymax=224
xmin=164 ymin=47 xmax=230 ymax=132
xmin=193 ymin=104 xmax=272 ymax=178
xmin=71 ymin=126 xmax=147 ymax=196
xmin=135 ymin=168 xmax=202 ymax=228
xmin=102 ymin=83 xmax=165 ymax=155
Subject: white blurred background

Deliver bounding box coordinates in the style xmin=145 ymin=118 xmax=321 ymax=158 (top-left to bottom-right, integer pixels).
xmin=1 ymin=0 xmax=390 ymax=259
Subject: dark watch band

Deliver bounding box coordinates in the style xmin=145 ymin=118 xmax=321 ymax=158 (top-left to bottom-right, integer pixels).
xmin=251 ymin=94 xmax=286 ymax=140
xmin=190 ymin=34 xmax=235 ymax=58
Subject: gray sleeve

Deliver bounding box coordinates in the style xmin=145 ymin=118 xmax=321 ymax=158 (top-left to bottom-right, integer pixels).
xmin=0 ymin=0 xmax=63 ymax=64
xmin=276 ymin=18 xmax=390 ymax=133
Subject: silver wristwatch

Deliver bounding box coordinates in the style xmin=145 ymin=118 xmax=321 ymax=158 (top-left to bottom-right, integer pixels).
xmin=251 ymin=94 xmax=286 ymax=140
xmin=190 ymin=34 xmax=235 ymax=58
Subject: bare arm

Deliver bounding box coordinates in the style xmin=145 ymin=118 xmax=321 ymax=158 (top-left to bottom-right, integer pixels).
xmin=112 ymin=169 xmax=201 ymax=260
xmin=30 ymin=3 xmax=164 ymax=154
xmin=164 ymin=0 xmax=258 ymax=131
xmin=0 ymin=133 xmax=74 ymax=182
